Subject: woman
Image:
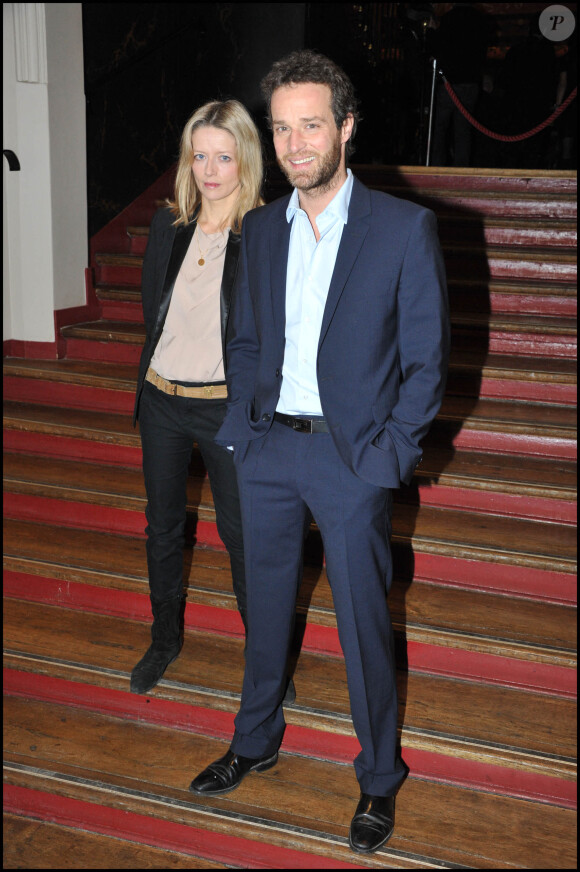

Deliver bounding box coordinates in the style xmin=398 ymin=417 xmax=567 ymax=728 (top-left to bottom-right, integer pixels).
xmin=130 ymin=100 xmax=264 ymax=695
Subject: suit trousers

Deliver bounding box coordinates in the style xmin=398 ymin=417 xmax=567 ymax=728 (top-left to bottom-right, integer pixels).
xmin=231 ymin=419 xmax=406 ymax=796
xmin=139 ymin=379 xmax=246 ymax=613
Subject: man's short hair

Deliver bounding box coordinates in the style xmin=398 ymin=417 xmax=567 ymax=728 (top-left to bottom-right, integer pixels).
xmin=261 ymin=49 xmax=360 ymax=158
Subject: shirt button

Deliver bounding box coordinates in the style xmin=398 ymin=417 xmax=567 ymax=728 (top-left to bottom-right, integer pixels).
xmin=262 ymin=413 xmax=271 ymax=422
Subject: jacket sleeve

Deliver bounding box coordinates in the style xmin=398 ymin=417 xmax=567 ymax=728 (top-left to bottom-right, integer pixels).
xmin=215 ymin=222 xmax=261 ymax=445
xmin=380 ymin=208 xmax=450 ymax=484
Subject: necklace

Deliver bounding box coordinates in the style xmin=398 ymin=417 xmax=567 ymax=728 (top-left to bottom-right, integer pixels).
xmin=196 ymin=229 xmax=208 ymax=266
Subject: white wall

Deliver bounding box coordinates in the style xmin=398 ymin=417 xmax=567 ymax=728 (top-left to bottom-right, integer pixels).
xmin=3 ymin=3 xmax=87 ymax=345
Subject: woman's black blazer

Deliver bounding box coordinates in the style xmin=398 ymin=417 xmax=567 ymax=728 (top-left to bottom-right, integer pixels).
xmin=133 ymin=206 xmax=241 ymax=424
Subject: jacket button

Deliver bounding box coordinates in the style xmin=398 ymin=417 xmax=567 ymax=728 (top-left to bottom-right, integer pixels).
xmin=275 ymin=369 xmax=280 ymax=377
xmin=262 ymin=413 xmax=271 ymax=422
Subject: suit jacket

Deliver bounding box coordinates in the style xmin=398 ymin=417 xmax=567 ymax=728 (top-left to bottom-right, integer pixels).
xmin=133 ymin=206 xmax=241 ymax=424
xmin=215 ymin=176 xmax=450 ymax=488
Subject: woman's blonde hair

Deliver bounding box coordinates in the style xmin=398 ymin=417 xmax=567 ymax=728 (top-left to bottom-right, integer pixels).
xmin=168 ymin=99 xmax=264 ymax=231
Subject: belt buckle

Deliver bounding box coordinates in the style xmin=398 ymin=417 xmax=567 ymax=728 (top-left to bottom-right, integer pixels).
xmin=203 ymin=386 xmax=214 ymax=398
xmin=293 ymin=418 xmax=311 ymax=433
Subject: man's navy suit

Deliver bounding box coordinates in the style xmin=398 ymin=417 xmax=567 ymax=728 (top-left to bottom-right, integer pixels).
xmin=216 ymin=175 xmax=449 ymax=796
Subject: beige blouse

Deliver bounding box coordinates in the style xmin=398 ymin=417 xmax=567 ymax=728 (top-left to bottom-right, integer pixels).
xmin=150 ymin=225 xmax=229 ymax=383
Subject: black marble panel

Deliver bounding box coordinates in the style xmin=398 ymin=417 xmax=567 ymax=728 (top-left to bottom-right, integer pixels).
xmin=83 ymin=3 xmax=306 ymax=236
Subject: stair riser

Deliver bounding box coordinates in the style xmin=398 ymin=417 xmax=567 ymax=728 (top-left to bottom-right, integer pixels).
xmin=448 ymin=290 xmax=577 ymax=318
xmin=441 ymin=225 xmax=577 ymax=248
xmin=129 ymin=228 xmax=578 ymax=257
xmin=405 ymin=484 xmax=576 ymax=524
xmin=445 ymin=374 xmax=577 ymax=406
xmin=2 ymin=430 xmax=143 ymax=467
xmin=4 ymin=459 xmax=575 ymax=524
xmin=96 ymin=255 xmax=577 ymax=287
xmin=95 ymin=265 xmax=142 ymax=286
xmin=4 ymin=453 xmax=576 ymax=528
xmin=438 ymin=427 xmax=576 ymax=460
xmin=99 ymin=301 xmax=144 ymax=322
xmin=4 ymin=495 xmax=575 ymax=602
xmin=63 ymin=338 xmax=142 ymax=364
xmin=4 ymin=785 xmax=350 ymax=871
xmin=368 ymin=174 xmax=578 ymax=195
xmin=446 ymin=257 xmax=576 ymax=283
xmin=4 ymin=575 xmax=575 ymax=698
xmin=5 ymin=371 xmax=576 ymax=415
xmin=98 ymin=291 xmax=579 ymax=320
xmin=3 ymin=377 xmax=135 ymax=415
xmin=404 ymin=195 xmax=578 ymax=219
xmin=2 ymin=493 xmax=224 ymax=551
xmin=5 ymin=671 xmax=576 ymax=809
xmin=62 ymin=330 xmax=578 ymax=364
xmin=452 ymin=332 xmax=577 ymax=359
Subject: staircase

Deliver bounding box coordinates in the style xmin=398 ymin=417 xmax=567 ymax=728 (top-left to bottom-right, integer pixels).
xmin=3 ymin=166 xmax=577 ymax=869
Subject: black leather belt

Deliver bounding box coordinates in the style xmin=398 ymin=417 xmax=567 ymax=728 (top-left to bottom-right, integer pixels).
xmin=273 ymin=412 xmax=329 ymax=434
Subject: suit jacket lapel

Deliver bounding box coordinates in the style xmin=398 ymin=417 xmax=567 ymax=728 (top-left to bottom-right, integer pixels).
xmin=269 ymin=202 xmax=292 ymax=343
xmin=153 ymin=219 xmax=196 ymax=341
xmin=318 ymin=179 xmax=371 ymax=349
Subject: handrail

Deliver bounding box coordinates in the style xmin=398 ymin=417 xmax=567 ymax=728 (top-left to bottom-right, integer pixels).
xmin=3 ymin=150 xmax=21 ymax=171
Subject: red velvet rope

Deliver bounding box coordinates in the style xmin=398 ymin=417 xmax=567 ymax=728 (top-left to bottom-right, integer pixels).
xmin=443 ymin=78 xmax=577 ymax=142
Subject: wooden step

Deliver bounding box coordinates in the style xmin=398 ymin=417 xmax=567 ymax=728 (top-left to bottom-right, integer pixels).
xmin=4 ymin=391 xmax=577 ymax=475
xmin=5 ymin=687 xmax=576 ymax=868
xmin=430 ymin=395 xmax=576 ymax=459
xmin=60 ymin=319 xmax=145 ymax=364
xmin=3 ymin=401 xmax=141 ymax=464
xmin=266 ymin=164 xmax=578 ymax=218
xmin=347 ymin=166 xmax=578 ymax=195
xmin=59 ymin=308 xmax=578 ymax=364
xmin=126 ymin=216 xmax=577 ymax=258
xmin=3 ymin=811 xmax=225 ymax=870
xmin=95 ymin=277 xmax=578 ymax=318
xmin=3 ymin=513 xmax=576 ymax=695
xmin=447 ymin=277 xmax=577 ymax=318
xmin=3 ymin=357 xmax=138 ymax=414
xmin=6 ymin=345 xmax=577 ymax=409
xmin=4 ymin=453 xmax=576 ymax=581
xmin=94 ymin=239 xmax=577 ymax=289
xmin=3 ymin=599 xmax=577 ymax=802
xmin=451 ymin=312 xmax=576 ymax=358
xmin=447 ymin=350 xmax=577 ymax=405
xmin=2 ymin=363 xmax=577 ymax=514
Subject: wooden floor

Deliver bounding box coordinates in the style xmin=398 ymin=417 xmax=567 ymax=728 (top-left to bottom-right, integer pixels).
xmin=3 ymin=165 xmax=577 ymax=868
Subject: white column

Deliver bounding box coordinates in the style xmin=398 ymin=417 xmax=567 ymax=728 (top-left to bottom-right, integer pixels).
xmin=3 ymin=3 xmax=87 ymax=346
xmin=45 ymin=3 xmax=87 ymax=314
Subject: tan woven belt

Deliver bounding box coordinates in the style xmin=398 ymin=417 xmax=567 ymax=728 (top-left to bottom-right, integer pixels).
xmin=146 ymin=368 xmax=228 ymax=399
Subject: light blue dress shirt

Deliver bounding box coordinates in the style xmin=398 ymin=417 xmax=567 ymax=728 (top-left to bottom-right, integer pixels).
xmin=277 ymin=168 xmax=354 ymax=417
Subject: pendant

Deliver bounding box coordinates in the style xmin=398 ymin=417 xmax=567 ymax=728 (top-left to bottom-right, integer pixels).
xmin=198 ymin=258 xmax=205 ymax=266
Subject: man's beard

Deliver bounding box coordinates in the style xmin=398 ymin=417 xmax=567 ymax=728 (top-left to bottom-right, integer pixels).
xmin=278 ymin=133 xmax=343 ymax=194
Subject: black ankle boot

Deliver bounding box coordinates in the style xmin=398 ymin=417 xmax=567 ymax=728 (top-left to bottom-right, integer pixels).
xmin=130 ymin=593 xmax=184 ymax=694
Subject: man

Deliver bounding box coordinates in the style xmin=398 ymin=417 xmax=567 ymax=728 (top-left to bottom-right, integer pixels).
xmin=190 ymin=50 xmax=449 ymax=855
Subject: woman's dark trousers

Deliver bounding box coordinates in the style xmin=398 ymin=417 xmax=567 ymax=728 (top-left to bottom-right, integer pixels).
xmin=131 ymin=380 xmax=246 ymax=693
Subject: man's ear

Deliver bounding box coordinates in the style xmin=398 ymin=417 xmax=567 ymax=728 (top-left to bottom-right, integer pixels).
xmin=341 ymin=113 xmax=355 ymax=144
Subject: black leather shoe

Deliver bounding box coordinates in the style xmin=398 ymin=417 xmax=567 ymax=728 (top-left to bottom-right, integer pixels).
xmin=189 ymin=749 xmax=278 ymax=796
xmin=349 ymin=793 xmax=395 ymax=854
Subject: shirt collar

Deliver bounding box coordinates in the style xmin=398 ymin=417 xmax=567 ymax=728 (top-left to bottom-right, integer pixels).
xmin=286 ymin=168 xmax=353 ymax=227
